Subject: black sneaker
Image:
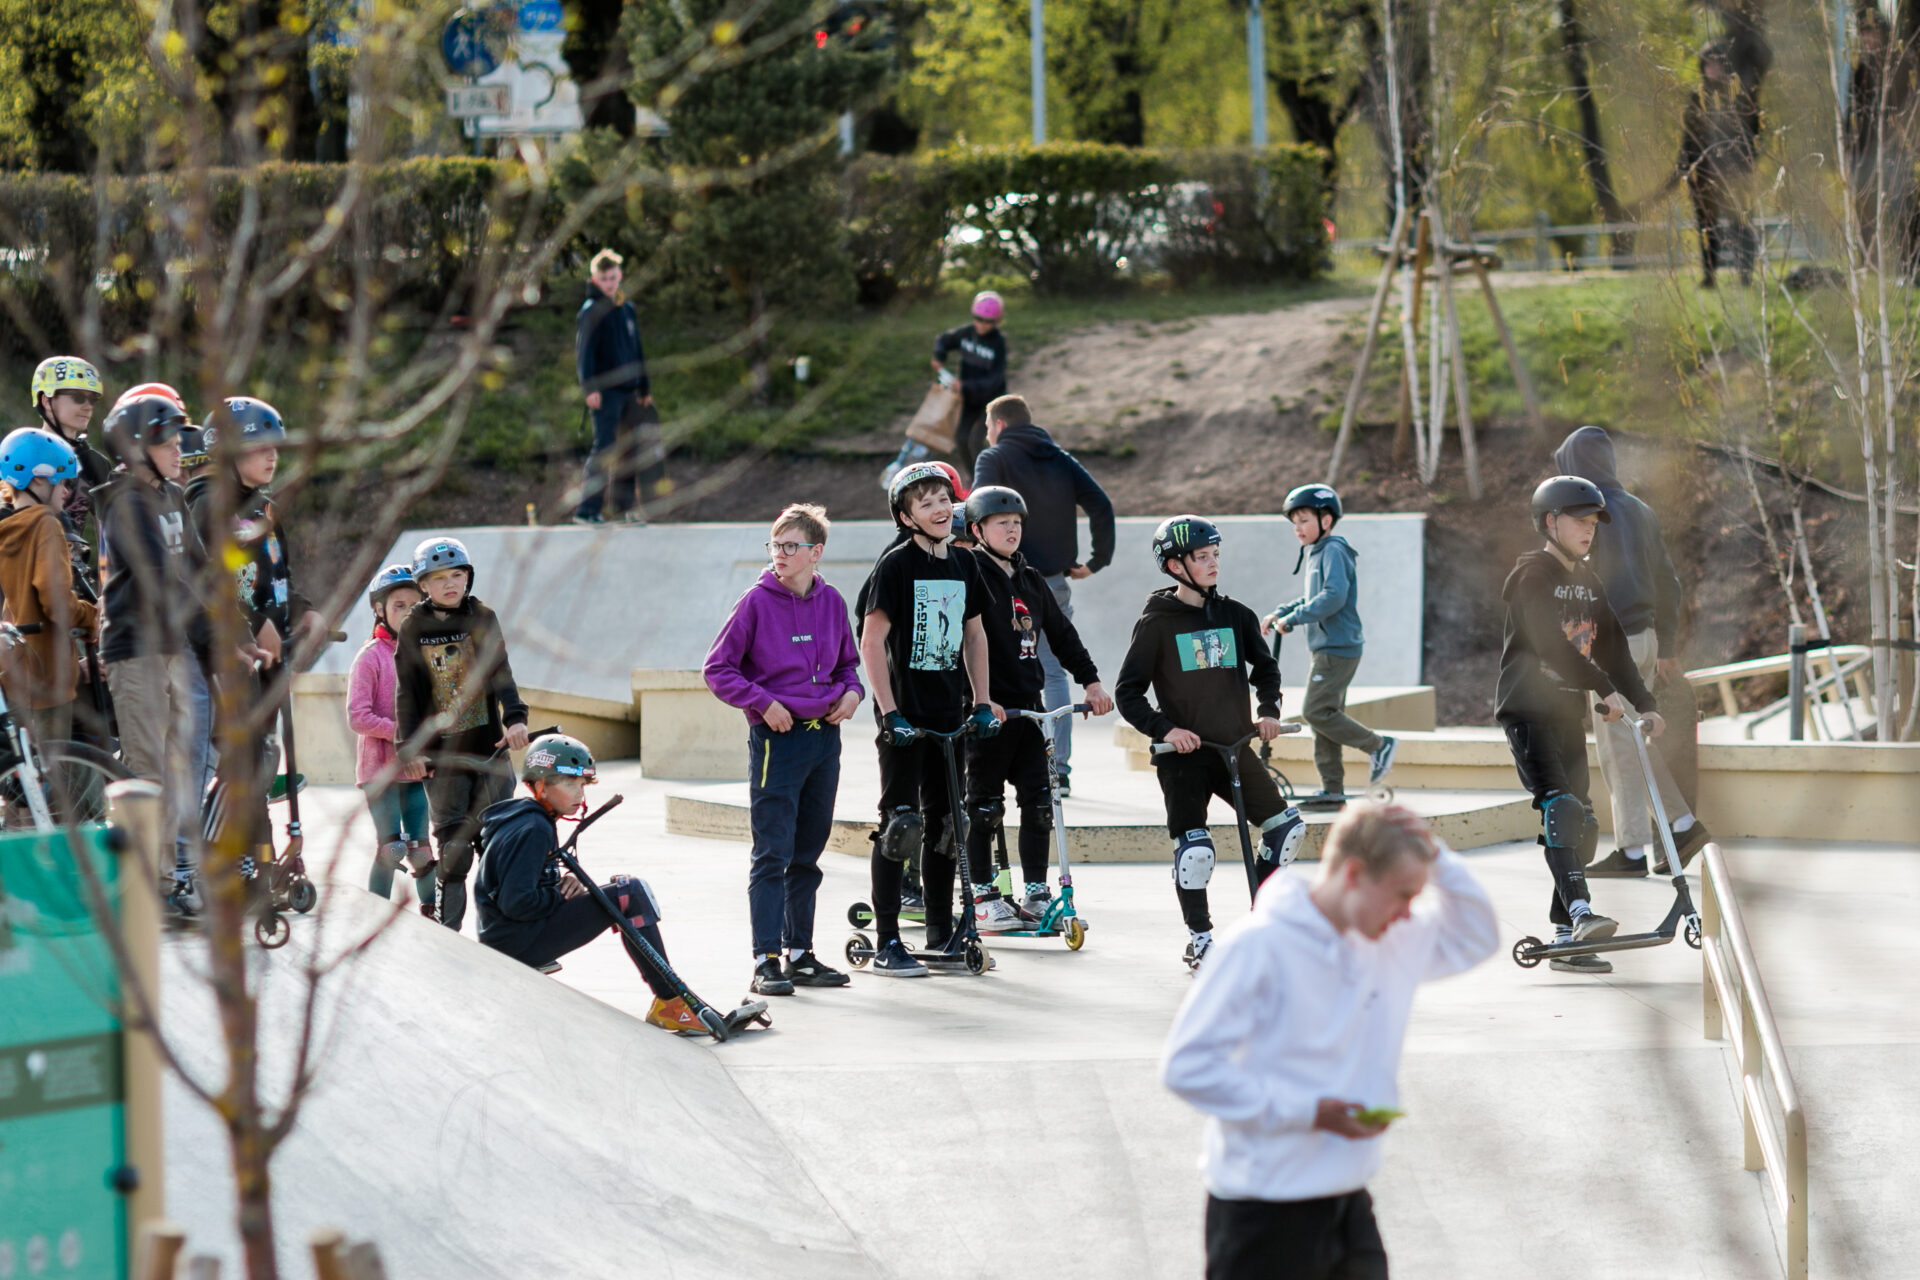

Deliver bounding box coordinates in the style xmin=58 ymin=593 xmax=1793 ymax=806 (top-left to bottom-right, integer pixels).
xmin=1550 ymin=953 xmax=1614 ymax=974
xmin=786 ymin=951 xmax=851 ymax=988
xmin=1587 ymin=848 xmax=1649 ymax=878
xmin=899 ymin=888 xmax=927 ymax=913
xmin=1654 ymin=822 xmax=1711 ymax=874
xmin=1570 ymin=910 xmax=1618 ymax=943
xmin=751 ymin=956 xmax=795 ymax=996
xmin=870 ymin=937 xmax=929 ymax=978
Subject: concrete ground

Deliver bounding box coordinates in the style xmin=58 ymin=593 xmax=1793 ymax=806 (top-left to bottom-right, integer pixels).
xmin=158 ymin=763 xmax=1917 ymax=1279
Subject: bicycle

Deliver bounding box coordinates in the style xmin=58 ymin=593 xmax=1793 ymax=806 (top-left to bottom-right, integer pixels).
xmin=0 ymin=622 xmax=132 ymax=833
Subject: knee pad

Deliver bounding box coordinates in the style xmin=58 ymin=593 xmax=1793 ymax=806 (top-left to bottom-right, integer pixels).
xmin=969 ymin=798 xmax=1006 ymax=838
xmin=1541 ymin=792 xmax=1593 ymax=856
xmin=403 ymin=841 xmax=437 ymax=878
xmin=1172 ymin=828 xmax=1216 ymax=891
xmin=1020 ymin=799 xmax=1053 ymax=835
xmin=436 ymin=841 xmax=475 ymax=884
xmin=611 ymin=874 xmax=661 ymax=924
xmin=875 ymin=807 xmax=923 ymax=864
xmin=374 ymin=841 xmax=407 ymax=874
xmin=1259 ymin=807 xmax=1305 ymax=869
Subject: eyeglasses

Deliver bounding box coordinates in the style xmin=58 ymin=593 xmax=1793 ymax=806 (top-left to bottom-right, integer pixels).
xmin=766 ymin=540 xmax=819 ymax=557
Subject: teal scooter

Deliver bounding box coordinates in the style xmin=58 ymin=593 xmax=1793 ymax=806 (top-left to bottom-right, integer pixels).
xmin=988 ymin=703 xmax=1093 ymax=949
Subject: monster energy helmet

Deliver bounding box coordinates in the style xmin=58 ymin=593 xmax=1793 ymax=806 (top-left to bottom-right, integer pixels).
xmin=520 ymin=733 xmax=597 ymax=785
xmin=1150 ymin=514 xmax=1222 ymax=576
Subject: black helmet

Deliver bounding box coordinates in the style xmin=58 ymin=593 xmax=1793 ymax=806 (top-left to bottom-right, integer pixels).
xmin=964 ymin=485 xmax=1027 ymax=534
xmin=203 ymin=396 xmax=287 ymax=456
xmin=1531 ymin=475 xmax=1610 ymax=533
xmin=103 ymin=394 xmax=188 ymax=462
xmin=1282 ymin=483 xmax=1342 ymax=523
xmin=1151 ymin=514 xmax=1222 ymax=574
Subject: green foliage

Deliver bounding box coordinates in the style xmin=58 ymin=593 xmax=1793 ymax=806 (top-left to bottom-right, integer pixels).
xmin=1157 ymin=145 xmax=1332 ymax=286
xmin=0 ymin=0 xmax=155 ymax=170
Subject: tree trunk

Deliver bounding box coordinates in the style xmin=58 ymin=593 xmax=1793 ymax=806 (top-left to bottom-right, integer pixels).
xmin=1555 ymin=0 xmax=1633 ymax=260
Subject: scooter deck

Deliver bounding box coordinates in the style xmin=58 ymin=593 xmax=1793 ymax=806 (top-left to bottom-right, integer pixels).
xmin=677 ymin=1000 xmax=773 ymax=1037
xmin=848 ymin=901 xmax=928 ymax=928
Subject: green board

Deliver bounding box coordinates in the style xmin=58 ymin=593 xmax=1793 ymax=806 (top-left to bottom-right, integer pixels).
xmin=0 ymin=826 xmax=128 ymax=1280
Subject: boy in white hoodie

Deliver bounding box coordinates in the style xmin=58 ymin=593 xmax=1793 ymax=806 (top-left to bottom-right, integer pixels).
xmin=1161 ymin=803 xmax=1497 ymax=1279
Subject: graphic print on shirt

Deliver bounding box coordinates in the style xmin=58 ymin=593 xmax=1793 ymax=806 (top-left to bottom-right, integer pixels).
xmin=157 ymin=510 xmax=185 ymax=557
xmin=426 ymin=634 xmax=489 ymax=732
xmin=1011 ymin=595 xmax=1037 ymax=662
xmin=909 ymin=579 xmax=965 ymax=670
xmin=1177 ymin=626 xmax=1236 ymax=672
xmin=1553 ymin=582 xmax=1599 ymax=659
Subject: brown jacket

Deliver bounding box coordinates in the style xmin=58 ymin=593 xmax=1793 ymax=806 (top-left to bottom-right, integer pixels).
xmin=0 ymin=503 xmax=99 ymax=710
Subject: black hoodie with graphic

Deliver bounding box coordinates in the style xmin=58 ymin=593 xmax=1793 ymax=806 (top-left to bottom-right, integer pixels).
xmin=183 ymin=471 xmax=315 ymax=641
xmin=1551 ymin=426 xmax=1685 ymax=654
xmin=394 ymin=594 xmax=529 ymax=769
xmin=94 ymin=470 xmax=212 ymax=663
xmin=1495 ymin=549 xmax=1654 ymax=723
xmin=966 ymin=547 xmax=1099 ymax=710
xmin=1115 ymin=587 xmax=1279 ymax=751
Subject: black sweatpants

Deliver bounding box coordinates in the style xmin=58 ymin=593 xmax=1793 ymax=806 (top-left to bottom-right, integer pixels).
xmin=964 ymin=716 xmax=1053 ymax=888
xmin=1156 ymin=744 xmax=1289 ymax=934
xmin=424 ymin=760 xmax=514 ymax=931
xmin=1205 ymin=1189 xmax=1388 ymax=1280
xmin=871 ymin=712 xmax=963 ymax=944
xmin=485 ymin=877 xmax=675 ymax=1000
xmin=1500 ymin=704 xmax=1594 ymax=928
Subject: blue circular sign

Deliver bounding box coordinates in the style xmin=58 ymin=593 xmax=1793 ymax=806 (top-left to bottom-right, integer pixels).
xmin=441 ymin=11 xmax=503 ymax=78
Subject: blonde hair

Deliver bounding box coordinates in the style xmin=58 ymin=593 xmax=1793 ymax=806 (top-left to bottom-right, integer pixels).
xmin=772 ymin=502 xmax=830 ymax=544
xmin=589 ymin=248 xmax=624 ymax=274
xmin=1321 ymin=802 xmax=1437 ymax=878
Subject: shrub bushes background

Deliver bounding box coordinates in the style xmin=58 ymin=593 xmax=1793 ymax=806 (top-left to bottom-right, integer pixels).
xmin=0 ymin=142 xmax=1329 ymax=355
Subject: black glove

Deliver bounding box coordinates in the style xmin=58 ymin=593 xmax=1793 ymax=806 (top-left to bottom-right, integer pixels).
xmin=968 ymin=703 xmax=1001 ymax=739
xmin=883 ymin=711 xmax=918 ymax=746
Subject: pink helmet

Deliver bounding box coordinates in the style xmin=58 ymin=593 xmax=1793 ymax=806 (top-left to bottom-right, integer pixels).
xmin=971 ymin=290 xmax=1004 ymax=322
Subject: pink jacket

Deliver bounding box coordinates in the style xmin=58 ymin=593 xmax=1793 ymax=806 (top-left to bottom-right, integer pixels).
xmin=348 ymin=628 xmax=402 ymax=787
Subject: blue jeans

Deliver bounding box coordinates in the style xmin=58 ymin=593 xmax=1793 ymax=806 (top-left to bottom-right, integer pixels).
xmin=746 ymin=719 xmax=840 ymax=957
xmin=576 ymin=390 xmax=663 ymax=519
xmin=364 ymin=779 xmax=434 ymax=904
xmin=1036 ymin=572 xmax=1075 ymax=769
xmin=184 ymin=656 xmax=215 ymax=864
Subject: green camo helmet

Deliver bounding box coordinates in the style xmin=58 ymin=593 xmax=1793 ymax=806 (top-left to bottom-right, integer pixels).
xmin=521 ymin=733 xmax=597 ymax=785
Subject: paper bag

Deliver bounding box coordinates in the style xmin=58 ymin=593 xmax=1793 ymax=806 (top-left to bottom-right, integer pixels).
xmin=904 ymin=384 xmax=962 ymax=452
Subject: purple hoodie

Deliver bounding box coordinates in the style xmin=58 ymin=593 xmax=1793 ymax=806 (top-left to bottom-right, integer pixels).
xmin=704 ymin=569 xmax=863 ymax=725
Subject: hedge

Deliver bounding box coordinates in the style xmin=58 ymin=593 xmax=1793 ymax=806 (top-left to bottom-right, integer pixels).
xmin=0 ymin=143 xmax=1329 ymax=354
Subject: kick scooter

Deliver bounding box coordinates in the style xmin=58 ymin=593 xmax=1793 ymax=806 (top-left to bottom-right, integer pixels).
xmin=553 ymin=792 xmax=770 ymax=1040
xmin=845 ymin=721 xmax=992 ymax=976
xmin=1151 ymin=725 xmax=1305 ymax=896
xmin=977 ymin=703 xmax=1093 ymax=950
xmin=1510 ymin=708 xmax=1704 ymax=969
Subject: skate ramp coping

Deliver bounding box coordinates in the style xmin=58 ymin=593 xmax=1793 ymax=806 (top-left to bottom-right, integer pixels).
xmin=309 ymin=514 xmax=1426 ymax=705
xmin=160 ymin=893 xmax=886 ymax=1280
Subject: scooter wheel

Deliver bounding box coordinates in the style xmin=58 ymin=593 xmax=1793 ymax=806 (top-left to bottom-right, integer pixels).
xmin=1063 ymin=918 xmax=1087 ymax=951
xmin=255 ymin=912 xmax=291 ymax=950
xmin=1684 ymin=917 xmax=1703 ymax=951
xmin=288 ymin=879 xmax=318 ymax=914
xmin=963 ymin=938 xmax=989 ymax=975
xmin=1366 ymin=783 xmax=1396 ymax=804
xmin=1512 ymin=936 xmax=1544 ymax=969
xmin=847 ymin=901 xmax=873 ymax=928
xmin=844 ymin=933 xmax=873 ymax=969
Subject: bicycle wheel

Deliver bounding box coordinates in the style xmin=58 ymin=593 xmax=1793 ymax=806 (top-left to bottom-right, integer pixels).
xmin=36 ymin=740 xmax=132 ymax=826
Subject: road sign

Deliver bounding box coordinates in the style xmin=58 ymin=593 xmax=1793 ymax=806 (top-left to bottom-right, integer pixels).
xmin=517 ymin=0 xmax=562 ymax=32
xmin=440 ymin=10 xmax=504 ymax=78
xmin=447 ymin=84 xmax=512 ymax=117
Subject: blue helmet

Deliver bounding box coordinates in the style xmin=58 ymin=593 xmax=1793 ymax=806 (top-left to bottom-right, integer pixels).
xmin=367 ymin=563 xmax=419 ymax=615
xmin=411 ymin=536 xmax=474 ymax=588
xmin=204 ymin=396 xmax=287 ymax=455
xmin=0 ymin=427 xmax=80 ymax=490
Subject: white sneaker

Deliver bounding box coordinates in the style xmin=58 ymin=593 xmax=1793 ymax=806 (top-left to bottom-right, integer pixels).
xmin=974 ymin=896 xmax=1024 ymax=934
xmin=1018 ymin=886 xmax=1053 ymax=921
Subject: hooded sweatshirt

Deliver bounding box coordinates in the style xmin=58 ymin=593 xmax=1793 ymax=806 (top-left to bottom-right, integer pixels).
xmin=703 ymin=568 xmax=863 ymax=725
xmin=970 ymin=423 xmax=1116 ymax=577
xmin=94 ymin=469 xmax=211 ymax=663
xmin=1495 ymin=549 xmax=1655 ymax=722
xmin=184 ymin=470 xmax=315 ymax=641
xmin=967 ymin=546 xmax=1099 ymax=710
xmin=1272 ymin=534 xmax=1364 ymax=656
xmin=1552 ymin=427 xmax=1685 ymax=655
xmin=0 ymin=503 xmax=99 ymax=708
xmin=932 ymin=322 xmax=1008 ymax=406
xmin=576 ymin=282 xmax=647 ymax=396
xmin=394 ymin=593 xmax=529 ymax=769
xmin=1116 ymin=587 xmax=1280 ymax=749
xmin=474 ymin=795 xmax=564 ymax=959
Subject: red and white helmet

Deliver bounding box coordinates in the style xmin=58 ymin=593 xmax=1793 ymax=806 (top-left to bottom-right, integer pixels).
xmin=971 ymin=290 xmax=1004 ymax=322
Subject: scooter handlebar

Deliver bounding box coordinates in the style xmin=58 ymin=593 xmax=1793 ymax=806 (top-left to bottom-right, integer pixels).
xmin=1009 ymin=703 xmax=1094 ymax=722
xmin=1150 ymin=727 xmax=1299 ymax=756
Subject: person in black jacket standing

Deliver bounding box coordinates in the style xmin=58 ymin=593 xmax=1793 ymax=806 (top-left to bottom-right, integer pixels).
xmin=574 ymin=249 xmax=658 ymax=525
xmin=932 ymin=290 xmax=1008 ymax=467
xmin=971 ymin=394 xmax=1115 ymax=793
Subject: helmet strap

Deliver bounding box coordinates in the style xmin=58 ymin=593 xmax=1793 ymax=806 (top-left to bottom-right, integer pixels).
xmin=1166 ymin=553 xmax=1217 ymax=605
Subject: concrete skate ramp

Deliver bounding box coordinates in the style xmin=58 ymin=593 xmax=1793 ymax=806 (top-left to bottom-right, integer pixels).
xmin=160 ymin=893 xmax=886 ymax=1279
xmin=312 ymin=514 xmax=1425 ymax=704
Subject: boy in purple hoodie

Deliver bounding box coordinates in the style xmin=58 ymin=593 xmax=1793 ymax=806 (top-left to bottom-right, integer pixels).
xmin=705 ymin=503 xmax=864 ymax=996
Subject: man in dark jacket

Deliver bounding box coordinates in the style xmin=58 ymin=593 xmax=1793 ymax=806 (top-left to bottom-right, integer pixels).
xmin=1552 ymin=426 xmax=1706 ymax=877
xmin=574 ymin=249 xmax=660 ymax=525
xmin=971 ymin=394 xmax=1115 ymax=789
xmin=1678 ymin=42 xmax=1760 ymax=287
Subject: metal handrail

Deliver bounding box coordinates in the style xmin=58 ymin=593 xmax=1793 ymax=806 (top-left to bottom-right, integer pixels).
xmin=1700 ymin=842 xmax=1808 ymax=1279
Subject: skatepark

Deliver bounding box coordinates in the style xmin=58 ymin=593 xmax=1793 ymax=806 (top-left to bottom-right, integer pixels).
xmin=133 ymin=520 xmax=1920 ymax=1278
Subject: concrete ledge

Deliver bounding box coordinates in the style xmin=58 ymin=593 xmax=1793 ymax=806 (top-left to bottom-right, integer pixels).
xmin=1114 ymin=686 xmax=1437 ymax=770
xmin=634 ymin=669 xmax=748 ymax=780
xmin=664 ymin=788 xmax=1538 ymax=863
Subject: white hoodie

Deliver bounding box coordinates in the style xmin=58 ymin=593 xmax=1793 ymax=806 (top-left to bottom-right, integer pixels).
xmin=1161 ymin=845 xmax=1498 ymax=1201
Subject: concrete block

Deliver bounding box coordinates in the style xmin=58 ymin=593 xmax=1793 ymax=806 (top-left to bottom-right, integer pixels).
xmin=634 ymin=669 xmax=746 ymax=780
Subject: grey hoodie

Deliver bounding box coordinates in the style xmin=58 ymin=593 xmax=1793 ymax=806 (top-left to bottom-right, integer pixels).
xmin=1273 ymin=534 xmax=1364 ymax=657
xmin=1552 ymin=426 xmax=1684 ymax=655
